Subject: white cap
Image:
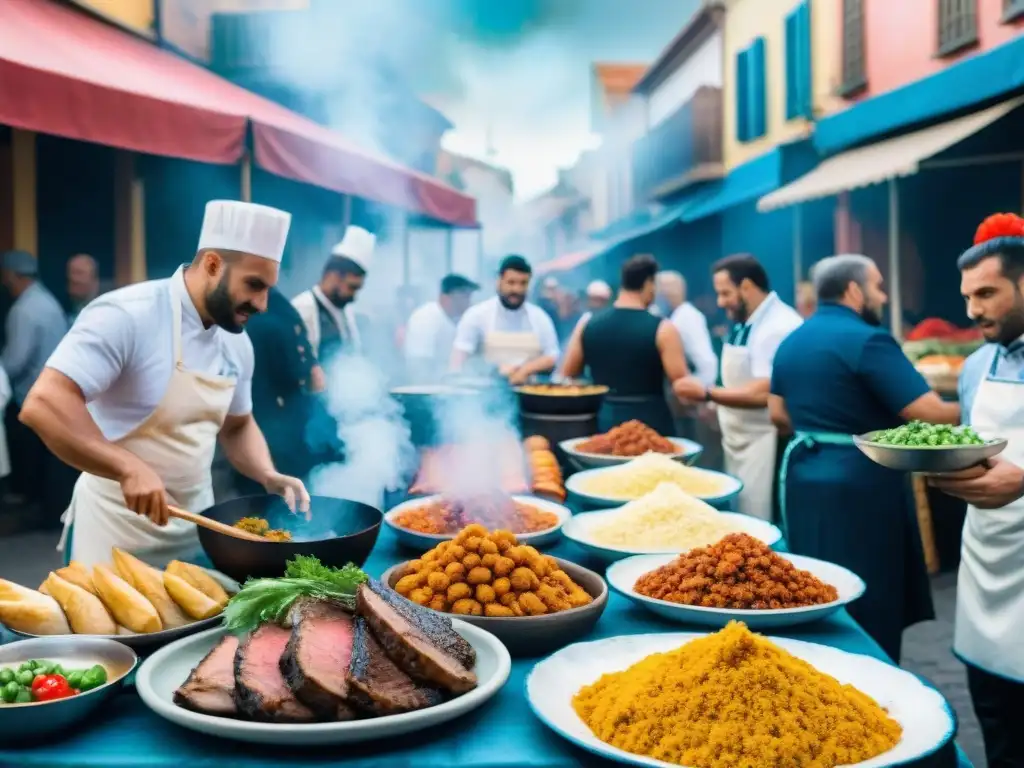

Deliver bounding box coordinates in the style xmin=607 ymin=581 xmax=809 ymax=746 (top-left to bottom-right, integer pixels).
xmin=197 ymin=201 xmax=291 ymax=263
xmin=330 ymin=226 xmax=377 ymax=270
xmin=586 ymin=280 xmax=612 ymax=299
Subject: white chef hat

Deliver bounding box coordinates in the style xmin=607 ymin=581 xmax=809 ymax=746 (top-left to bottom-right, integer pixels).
xmin=586 ymin=280 xmax=612 ymax=299
xmin=330 ymin=226 xmax=377 ymax=270
xmin=197 ymin=201 xmax=291 ymax=263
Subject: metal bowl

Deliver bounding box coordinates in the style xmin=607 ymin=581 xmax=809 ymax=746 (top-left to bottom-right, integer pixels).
xmin=853 ymin=433 xmax=1007 ymax=473
xmin=0 ymin=636 xmax=137 ymax=741
xmin=197 ymin=494 xmax=382 ymax=583
xmin=381 ymin=557 xmax=608 ymax=656
xmin=515 ymin=385 xmax=608 ymax=416
xmin=560 ymin=437 xmax=703 ymax=470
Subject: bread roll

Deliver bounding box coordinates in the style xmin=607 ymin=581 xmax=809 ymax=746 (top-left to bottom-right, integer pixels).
xmin=92 ymin=565 xmax=162 ymax=634
xmin=56 ymin=562 xmax=99 ymax=596
xmin=0 ymin=579 xmax=71 ymax=635
xmin=166 ymin=561 xmax=230 ymax=608
xmin=112 ymin=549 xmax=191 ymax=629
xmin=43 ymin=573 xmax=117 ymax=635
xmin=163 ymin=573 xmax=222 ymax=620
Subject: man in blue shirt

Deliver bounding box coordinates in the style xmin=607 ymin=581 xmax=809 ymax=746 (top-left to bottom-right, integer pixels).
xmin=928 ymin=213 xmax=1024 ymax=768
xmin=769 ymin=254 xmax=958 ymax=662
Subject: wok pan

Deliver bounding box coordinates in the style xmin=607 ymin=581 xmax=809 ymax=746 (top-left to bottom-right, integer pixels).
xmin=515 ymin=385 xmax=608 ymax=416
xmin=196 ymin=495 xmax=382 ymax=583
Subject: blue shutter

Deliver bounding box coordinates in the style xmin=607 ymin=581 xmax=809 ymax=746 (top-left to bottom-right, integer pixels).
xmin=736 ymin=49 xmax=750 ymax=142
xmin=749 ymin=38 xmax=767 ymax=139
xmin=785 ymin=2 xmax=813 ymax=120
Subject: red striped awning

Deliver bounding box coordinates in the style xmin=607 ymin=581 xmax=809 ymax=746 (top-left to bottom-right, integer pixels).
xmin=535 ymin=246 xmax=604 ymax=275
xmin=0 ymin=0 xmax=477 ymax=226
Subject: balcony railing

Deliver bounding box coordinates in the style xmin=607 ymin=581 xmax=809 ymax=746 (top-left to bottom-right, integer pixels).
xmin=632 ymin=86 xmax=723 ymax=202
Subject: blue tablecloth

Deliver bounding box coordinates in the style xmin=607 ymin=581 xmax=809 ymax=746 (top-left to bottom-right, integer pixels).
xmin=0 ymin=529 xmax=972 ymax=768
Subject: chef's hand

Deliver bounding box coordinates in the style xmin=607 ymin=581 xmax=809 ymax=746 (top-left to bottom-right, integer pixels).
xmin=264 ymin=472 xmax=312 ymax=519
xmin=498 ymin=364 xmax=516 ymax=378
xmin=928 ymin=457 xmax=1024 ymax=509
xmin=309 ymin=365 xmax=327 ymax=394
xmin=507 ymin=367 xmax=530 ymax=386
xmin=673 ymin=376 xmax=707 ymax=404
xmin=120 ymin=459 xmax=169 ymax=526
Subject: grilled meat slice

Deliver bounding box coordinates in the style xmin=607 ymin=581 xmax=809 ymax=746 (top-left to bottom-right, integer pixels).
xmin=346 ymin=616 xmax=445 ymax=716
xmin=355 ymin=580 xmax=477 ymax=694
xmin=280 ymin=599 xmax=358 ymax=721
xmin=173 ymin=634 xmax=240 ymax=717
xmin=234 ymin=623 xmax=317 ymax=722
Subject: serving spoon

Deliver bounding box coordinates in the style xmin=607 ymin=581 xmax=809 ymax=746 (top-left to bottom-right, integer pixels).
xmin=167 ymin=505 xmax=266 ymax=542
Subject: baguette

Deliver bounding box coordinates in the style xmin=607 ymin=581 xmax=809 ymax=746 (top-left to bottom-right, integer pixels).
xmin=56 ymin=562 xmax=99 ymax=596
xmin=0 ymin=579 xmax=71 ymax=635
xmin=166 ymin=561 xmax=230 ymax=608
xmin=163 ymin=573 xmax=222 ymax=620
xmin=92 ymin=565 xmax=163 ymax=634
xmin=112 ymin=549 xmax=191 ymax=629
xmin=43 ymin=573 xmax=117 ymax=635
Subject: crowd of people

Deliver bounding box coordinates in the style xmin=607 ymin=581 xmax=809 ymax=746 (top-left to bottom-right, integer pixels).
xmin=1 ymin=198 xmax=1021 ymax=765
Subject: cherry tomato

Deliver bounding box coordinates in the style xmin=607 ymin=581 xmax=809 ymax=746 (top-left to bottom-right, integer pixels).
xmin=30 ymin=674 xmax=74 ymax=702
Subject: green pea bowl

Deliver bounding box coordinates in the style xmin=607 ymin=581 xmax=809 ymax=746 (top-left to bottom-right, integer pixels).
xmin=854 ymin=430 xmax=1006 ymax=473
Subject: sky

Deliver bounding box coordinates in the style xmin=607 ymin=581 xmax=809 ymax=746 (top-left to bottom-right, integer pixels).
xmin=294 ymin=0 xmax=699 ymax=201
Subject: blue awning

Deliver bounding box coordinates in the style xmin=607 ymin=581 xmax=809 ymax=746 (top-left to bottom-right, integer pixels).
xmin=680 ymin=149 xmax=782 ymax=222
xmin=587 ymin=208 xmax=655 ymax=240
xmin=814 ymin=34 xmax=1024 ymax=156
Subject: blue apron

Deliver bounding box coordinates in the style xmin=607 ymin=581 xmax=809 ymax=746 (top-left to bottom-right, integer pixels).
xmin=778 ymin=430 xmax=935 ymax=662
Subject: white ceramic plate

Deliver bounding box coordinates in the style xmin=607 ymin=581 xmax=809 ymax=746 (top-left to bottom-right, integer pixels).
xmin=560 ymin=438 xmax=703 ymax=470
xmin=384 ymin=494 xmax=571 ymax=550
xmin=3 ymin=568 xmax=239 ymax=650
xmin=607 ymin=552 xmax=865 ymax=628
xmin=527 ymin=632 xmax=956 ymax=768
xmin=565 ymin=465 xmax=743 ymax=508
xmin=562 ymin=509 xmax=782 ymax=564
xmin=136 ymin=620 xmax=511 ymax=746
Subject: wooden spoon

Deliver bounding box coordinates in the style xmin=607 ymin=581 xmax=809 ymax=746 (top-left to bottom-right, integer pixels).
xmin=167 ymin=505 xmax=266 ymax=542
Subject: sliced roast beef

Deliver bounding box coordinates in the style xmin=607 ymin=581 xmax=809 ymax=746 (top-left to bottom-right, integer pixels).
xmin=173 ymin=634 xmax=240 ymax=717
xmin=346 ymin=616 xmax=445 ymax=716
xmin=280 ymin=599 xmax=358 ymax=720
xmin=234 ymin=623 xmax=317 ymax=722
xmin=356 ymin=580 xmax=477 ymax=694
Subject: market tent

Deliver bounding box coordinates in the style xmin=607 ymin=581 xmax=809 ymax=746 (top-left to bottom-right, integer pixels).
xmin=0 ymin=0 xmax=477 ymax=227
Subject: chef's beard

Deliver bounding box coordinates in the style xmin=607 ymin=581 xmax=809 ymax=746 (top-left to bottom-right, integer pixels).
xmin=499 ymin=293 xmax=525 ymax=310
xmin=328 ymin=290 xmax=352 ymax=309
xmin=861 ymin=303 xmax=884 ymax=326
xmin=729 ymin=298 xmax=749 ymax=323
xmin=206 ymin=274 xmax=255 ymax=334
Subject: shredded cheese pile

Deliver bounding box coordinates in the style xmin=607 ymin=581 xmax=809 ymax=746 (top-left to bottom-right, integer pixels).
xmin=579 ymin=453 xmax=728 ymax=501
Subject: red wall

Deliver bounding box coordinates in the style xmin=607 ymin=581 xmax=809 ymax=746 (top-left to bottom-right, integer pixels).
xmin=853 ymin=0 xmax=1024 ymax=101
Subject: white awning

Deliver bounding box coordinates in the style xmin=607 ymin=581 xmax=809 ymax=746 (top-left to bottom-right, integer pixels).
xmin=758 ymin=95 xmax=1024 ymax=212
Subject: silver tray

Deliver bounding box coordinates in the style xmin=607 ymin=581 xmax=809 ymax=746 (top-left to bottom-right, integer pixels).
xmin=854 ymin=432 xmax=1007 ymax=472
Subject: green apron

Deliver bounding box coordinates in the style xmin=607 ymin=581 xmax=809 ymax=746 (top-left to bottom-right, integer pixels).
xmin=778 ymin=430 xmax=934 ymax=662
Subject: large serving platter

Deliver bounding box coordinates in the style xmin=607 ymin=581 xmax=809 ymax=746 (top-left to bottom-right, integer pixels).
xmin=854 ymin=431 xmax=1006 ymax=473
xmin=136 ymin=621 xmax=511 ymax=746
xmin=527 ymin=632 xmax=956 ymax=768
xmin=559 ymin=437 xmax=703 ymax=470
xmin=565 ymin=465 xmax=743 ymax=509
xmin=561 ymin=509 xmax=781 ymax=564
xmin=606 ymin=552 xmax=865 ymax=629
xmin=383 ymin=494 xmax=571 ymax=550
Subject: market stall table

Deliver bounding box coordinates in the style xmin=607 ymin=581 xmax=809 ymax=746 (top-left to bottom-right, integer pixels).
xmin=0 ymin=528 xmax=971 ymax=768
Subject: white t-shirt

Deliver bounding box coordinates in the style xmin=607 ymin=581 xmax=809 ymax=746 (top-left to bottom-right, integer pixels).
xmin=404 ymin=301 xmax=457 ymax=365
xmin=743 ymin=292 xmax=803 ymax=379
xmin=669 ymin=302 xmax=719 ymax=386
xmin=452 ymin=297 xmax=560 ymax=359
xmin=46 ymin=266 xmax=254 ymax=442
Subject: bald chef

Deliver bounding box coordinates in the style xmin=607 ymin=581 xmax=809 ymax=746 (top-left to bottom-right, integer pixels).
xmin=449 ymin=255 xmax=559 ymax=384
xmin=19 ymin=200 xmax=311 ymax=568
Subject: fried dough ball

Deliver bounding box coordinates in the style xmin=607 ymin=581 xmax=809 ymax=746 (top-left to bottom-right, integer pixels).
xmin=463 ymin=553 xmax=482 ymax=570
xmin=447 ymin=582 xmax=472 ymax=602
xmin=519 ymin=592 xmax=547 ymax=616
xmin=451 ymin=598 xmax=483 ymax=616
xmin=427 ymin=572 xmax=451 ymax=592
xmin=484 ymin=603 xmax=515 ymax=617
xmin=445 ymin=562 xmax=466 ymax=582
xmin=492 ymin=577 xmax=512 ymax=597
xmin=467 ymin=566 xmax=492 ymax=585
xmin=475 ymin=584 xmax=496 ymax=604
xmin=510 ymin=567 xmax=540 ymax=592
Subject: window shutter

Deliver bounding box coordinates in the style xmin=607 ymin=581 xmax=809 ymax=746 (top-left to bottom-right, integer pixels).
xmin=736 ymin=49 xmax=750 ymax=142
xmin=750 ymin=38 xmax=767 ymax=139
xmin=784 ymin=11 xmax=799 ymax=119
xmin=797 ymin=2 xmax=813 ymax=117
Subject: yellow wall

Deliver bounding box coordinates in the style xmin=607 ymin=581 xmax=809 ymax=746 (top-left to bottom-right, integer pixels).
xmin=722 ymin=0 xmax=843 ymax=170
xmin=70 ymin=0 xmax=155 ymax=36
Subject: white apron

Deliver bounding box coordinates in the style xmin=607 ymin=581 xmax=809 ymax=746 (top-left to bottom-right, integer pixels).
xmin=717 ymin=324 xmax=777 ymax=521
xmin=953 ymin=350 xmax=1024 ymax=682
xmin=58 ymin=293 xmax=237 ymax=569
xmin=482 ymin=304 xmax=542 ymax=369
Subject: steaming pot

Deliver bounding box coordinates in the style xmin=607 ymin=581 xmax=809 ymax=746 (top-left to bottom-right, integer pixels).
xmin=389 ymin=385 xmax=483 ymax=448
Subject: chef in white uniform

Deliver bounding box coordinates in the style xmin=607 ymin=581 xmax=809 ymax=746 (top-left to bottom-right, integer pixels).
xmin=404 ymin=273 xmax=479 ymax=378
xmin=19 ymin=200 xmax=311 ymax=568
xmin=928 ymin=213 xmax=1024 ymax=768
xmin=673 ymin=254 xmax=801 ymax=521
xmin=292 ymin=225 xmax=375 ymax=361
xmin=450 ymin=255 xmax=560 ymax=384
